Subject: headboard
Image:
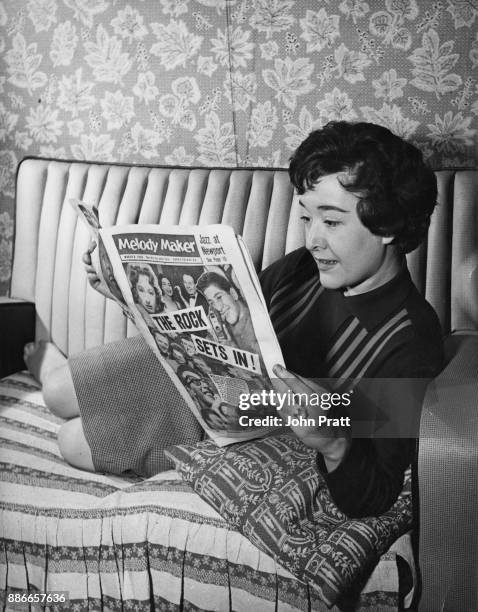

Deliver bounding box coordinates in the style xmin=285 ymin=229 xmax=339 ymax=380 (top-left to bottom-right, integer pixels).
xmin=10 ymin=158 xmax=478 ymax=356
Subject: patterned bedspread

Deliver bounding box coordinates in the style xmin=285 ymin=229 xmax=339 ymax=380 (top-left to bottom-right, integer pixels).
xmin=0 ymin=372 xmax=415 ymax=611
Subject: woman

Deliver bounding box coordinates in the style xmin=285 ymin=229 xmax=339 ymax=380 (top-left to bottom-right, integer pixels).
xmin=157 ymin=273 xmax=186 ymax=311
xmin=127 ymin=264 xmax=164 ymax=314
xmin=25 ymin=121 xmax=443 ymax=517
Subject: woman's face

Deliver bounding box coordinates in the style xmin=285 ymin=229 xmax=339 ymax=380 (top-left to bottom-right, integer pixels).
xmin=136 ymin=273 xmax=157 ymax=313
xmin=181 ymin=338 xmax=196 ymax=356
xmin=154 ymin=333 xmax=169 ymax=354
xmin=299 ymin=173 xmax=398 ymax=294
xmin=161 ymin=276 xmax=173 ymax=296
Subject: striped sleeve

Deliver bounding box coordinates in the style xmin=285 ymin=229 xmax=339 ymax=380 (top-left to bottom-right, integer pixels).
xmin=317 ymin=342 xmax=438 ymax=518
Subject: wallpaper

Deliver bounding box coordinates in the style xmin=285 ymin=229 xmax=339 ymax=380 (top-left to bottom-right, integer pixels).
xmin=1 ymin=0 xmax=477 ymax=292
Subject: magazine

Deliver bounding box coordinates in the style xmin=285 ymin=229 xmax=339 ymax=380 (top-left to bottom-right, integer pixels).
xmin=70 ymin=198 xmax=285 ymax=446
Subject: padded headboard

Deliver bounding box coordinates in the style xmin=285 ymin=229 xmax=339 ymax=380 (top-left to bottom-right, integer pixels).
xmin=10 ymin=158 xmax=478 ymax=356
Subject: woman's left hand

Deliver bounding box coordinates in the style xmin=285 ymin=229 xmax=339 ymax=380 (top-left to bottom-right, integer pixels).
xmin=272 ymin=364 xmax=350 ymax=470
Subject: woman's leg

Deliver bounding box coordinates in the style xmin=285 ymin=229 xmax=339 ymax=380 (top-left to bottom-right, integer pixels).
xmin=42 ymin=364 xmax=81 ymax=419
xmin=24 ymin=341 xmax=80 ymax=418
xmin=24 ymin=342 xmax=95 ymax=470
xmin=57 ymin=418 xmax=95 ymax=472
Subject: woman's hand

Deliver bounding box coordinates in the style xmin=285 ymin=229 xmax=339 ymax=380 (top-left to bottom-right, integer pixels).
xmin=174 ymin=285 xmax=186 ymax=303
xmin=272 ymin=364 xmax=350 ymax=471
xmin=82 ymin=240 xmax=112 ymax=299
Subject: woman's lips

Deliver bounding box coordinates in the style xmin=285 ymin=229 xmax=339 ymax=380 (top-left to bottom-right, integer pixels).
xmin=314 ymin=258 xmax=338 ymax=271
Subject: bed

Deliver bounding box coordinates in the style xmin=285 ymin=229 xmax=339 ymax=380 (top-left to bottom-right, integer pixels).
xmin=1 ymin=158 xmax=477 ymax=611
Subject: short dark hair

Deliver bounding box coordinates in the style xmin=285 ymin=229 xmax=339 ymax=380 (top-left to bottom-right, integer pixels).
xmin=288 ymin=121 xmax=437 ymax=254
xmin=157 ymin=273 xmax=172 ymax=287
xmin=196 ymin=271 xmax=232 ymax=295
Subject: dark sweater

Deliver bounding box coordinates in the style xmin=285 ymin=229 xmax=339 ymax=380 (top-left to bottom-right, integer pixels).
xmin=260 ymin=247 xmax=444 ymax=517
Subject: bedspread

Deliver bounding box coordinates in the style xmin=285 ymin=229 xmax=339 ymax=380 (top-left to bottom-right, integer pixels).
xmin=0 ymin=372 xmax=415 ymax=611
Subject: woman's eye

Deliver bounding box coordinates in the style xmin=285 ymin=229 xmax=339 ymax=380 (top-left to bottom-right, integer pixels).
xmin=300 ymin=216 xmax=310 ymax=224
xmin=324 ymin=219 xmax=340 ymax=227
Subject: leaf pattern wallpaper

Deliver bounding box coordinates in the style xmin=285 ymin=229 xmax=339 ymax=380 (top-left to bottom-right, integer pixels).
xmin=1 ymin=0 xmax=477 ymax=293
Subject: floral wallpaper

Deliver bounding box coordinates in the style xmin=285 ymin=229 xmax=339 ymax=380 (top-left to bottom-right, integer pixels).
xmin=1 ymin=0 xmax=477 ymax=293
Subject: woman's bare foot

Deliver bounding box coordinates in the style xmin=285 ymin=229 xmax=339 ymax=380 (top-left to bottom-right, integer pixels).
xmin=24 ymin=341 xmax=67 ymax=384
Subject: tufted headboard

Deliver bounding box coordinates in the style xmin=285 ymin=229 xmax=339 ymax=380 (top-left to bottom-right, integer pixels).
xmin=10 ymin=158 xmax=478 ymax=357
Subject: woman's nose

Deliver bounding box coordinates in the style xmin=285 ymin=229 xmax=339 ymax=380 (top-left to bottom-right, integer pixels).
xmin=306 ymin=221 xmax=327 ymax=251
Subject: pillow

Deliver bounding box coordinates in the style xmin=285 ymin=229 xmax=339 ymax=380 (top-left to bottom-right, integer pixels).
xmin=165 ymin=433 xmax=412 ymax=607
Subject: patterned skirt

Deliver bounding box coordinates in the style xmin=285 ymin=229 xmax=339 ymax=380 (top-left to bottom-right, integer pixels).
xmin=69 ymin=335 xmax=203 ymax=477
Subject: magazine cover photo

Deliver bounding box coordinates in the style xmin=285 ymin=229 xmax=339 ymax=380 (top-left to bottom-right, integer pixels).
xmin=99 ymin=224 xmax=284 ymax=444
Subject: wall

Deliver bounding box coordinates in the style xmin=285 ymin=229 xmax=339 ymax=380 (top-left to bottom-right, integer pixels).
xmin=1 ymin=0 xmax=477 ymax=294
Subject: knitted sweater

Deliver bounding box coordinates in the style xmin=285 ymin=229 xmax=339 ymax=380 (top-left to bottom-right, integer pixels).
xmin=260 ymin=247 xmax=444 ymax=517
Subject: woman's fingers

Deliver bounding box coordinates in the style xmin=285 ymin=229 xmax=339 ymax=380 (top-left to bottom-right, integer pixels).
xmin=87 ymin=275 xmax=101 ymax=289
xmin=270 ymin=372 xmax=305 ymax=418
xmin=82 ymin=240 xmax=103 ymax=290
xmin=272 ymin=364 xmax=320 ymax=394
xmin=82 ymin=240 xmax=97 ymax=264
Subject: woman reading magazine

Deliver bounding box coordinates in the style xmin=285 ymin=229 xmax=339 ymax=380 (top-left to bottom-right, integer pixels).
xmin=24 ymin=121 xmax=444 ymax=518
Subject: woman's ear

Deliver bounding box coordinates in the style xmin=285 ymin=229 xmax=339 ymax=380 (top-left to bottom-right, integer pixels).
xmin=381 ymin=235 xmax=395 ymax=245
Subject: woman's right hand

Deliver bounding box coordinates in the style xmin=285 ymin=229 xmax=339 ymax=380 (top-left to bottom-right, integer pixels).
xmin=82 ymin=240 xmax=111 ymax=299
